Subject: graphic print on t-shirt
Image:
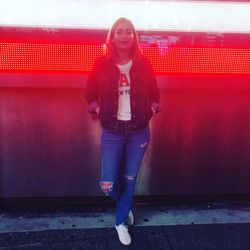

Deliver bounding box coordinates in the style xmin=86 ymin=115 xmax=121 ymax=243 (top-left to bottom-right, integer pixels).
xmin=119 ymin=73 xmax=130 ymax=95
xmin=117 ymin=60 xmax=132 ymax=121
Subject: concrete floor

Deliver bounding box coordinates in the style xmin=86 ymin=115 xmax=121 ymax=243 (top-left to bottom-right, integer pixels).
xmin=1 ymin=202 xmax=250 ymax=233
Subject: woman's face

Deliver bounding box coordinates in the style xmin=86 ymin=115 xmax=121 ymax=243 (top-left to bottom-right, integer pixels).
xmin=112 ymin=21 xmax=135 ymax=52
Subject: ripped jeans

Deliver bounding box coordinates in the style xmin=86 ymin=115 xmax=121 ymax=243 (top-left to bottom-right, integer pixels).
xmin=100 ymin=122 xmax=150 ymax=226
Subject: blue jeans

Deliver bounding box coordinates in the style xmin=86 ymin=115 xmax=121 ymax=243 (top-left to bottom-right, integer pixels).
xmin=100 ymin=122 xmax=150 ymax=225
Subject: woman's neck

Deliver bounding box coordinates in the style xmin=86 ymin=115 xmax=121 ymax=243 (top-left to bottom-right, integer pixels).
xmin=115 ymin=50 xmax=132 ymax=64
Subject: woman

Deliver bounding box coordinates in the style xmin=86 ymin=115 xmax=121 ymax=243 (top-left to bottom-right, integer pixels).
xmin=86 ymin=17 xmax=160 ymax=245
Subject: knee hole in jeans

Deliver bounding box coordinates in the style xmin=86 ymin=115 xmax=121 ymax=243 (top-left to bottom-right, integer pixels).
xmin=100 ymin=181 xmax=113 ymax=195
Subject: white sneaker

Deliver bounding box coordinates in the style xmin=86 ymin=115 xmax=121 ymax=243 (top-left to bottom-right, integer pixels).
xmin=127 ymin=210 xmax=134 ymax=226
xmin=115 ymin=224 xmax=131 ymax=245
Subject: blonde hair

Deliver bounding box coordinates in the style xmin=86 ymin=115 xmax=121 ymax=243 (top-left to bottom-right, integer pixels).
xmin=105 ymin=17 xmax=141 ymax=60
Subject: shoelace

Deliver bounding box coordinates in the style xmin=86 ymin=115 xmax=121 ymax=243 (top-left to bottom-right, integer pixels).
xmin=121 ymin=224 xmax=128 ymax=233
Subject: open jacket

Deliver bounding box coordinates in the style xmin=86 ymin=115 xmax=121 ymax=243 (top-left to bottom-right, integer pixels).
xmin=85 ymin=55 xmax=160 ymax=130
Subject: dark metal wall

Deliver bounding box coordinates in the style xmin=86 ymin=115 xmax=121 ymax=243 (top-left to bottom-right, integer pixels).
xmin=0 ymin=87 xmax=101 ymax=197
xmin=1 ymin=81 xmax=250 ymax=198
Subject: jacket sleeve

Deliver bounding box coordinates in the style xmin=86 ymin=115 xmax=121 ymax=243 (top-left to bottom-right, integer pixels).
xmin=145 ymin=58 xmax=161 ymax=113
xmin=85 ymin=58 xmax=101 ymax=114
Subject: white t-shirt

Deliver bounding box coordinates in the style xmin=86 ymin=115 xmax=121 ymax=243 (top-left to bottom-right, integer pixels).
xmin=116 ymin=60 xmax=133 ymax=121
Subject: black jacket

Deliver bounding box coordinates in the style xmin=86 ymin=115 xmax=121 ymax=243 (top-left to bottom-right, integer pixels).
xmin=85 ymin=56 xmax=160 ymax=130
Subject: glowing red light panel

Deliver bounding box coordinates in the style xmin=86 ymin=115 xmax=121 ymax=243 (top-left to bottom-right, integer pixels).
xmin=141 ymin=47 xmax=250 ymax=75
xmin=0 ymin=42 xmax=105 ymax=73
xmin=1 ymin=42 xmax=250 ymax=75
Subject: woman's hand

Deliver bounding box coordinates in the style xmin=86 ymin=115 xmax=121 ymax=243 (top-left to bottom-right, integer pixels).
xmin=94 ymin=107 xmax=100 ymax=115
xmin=151 ymin=102 xmax=161 ymax=115
xmin=151 ymin=106 xmax=156 ymax=114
